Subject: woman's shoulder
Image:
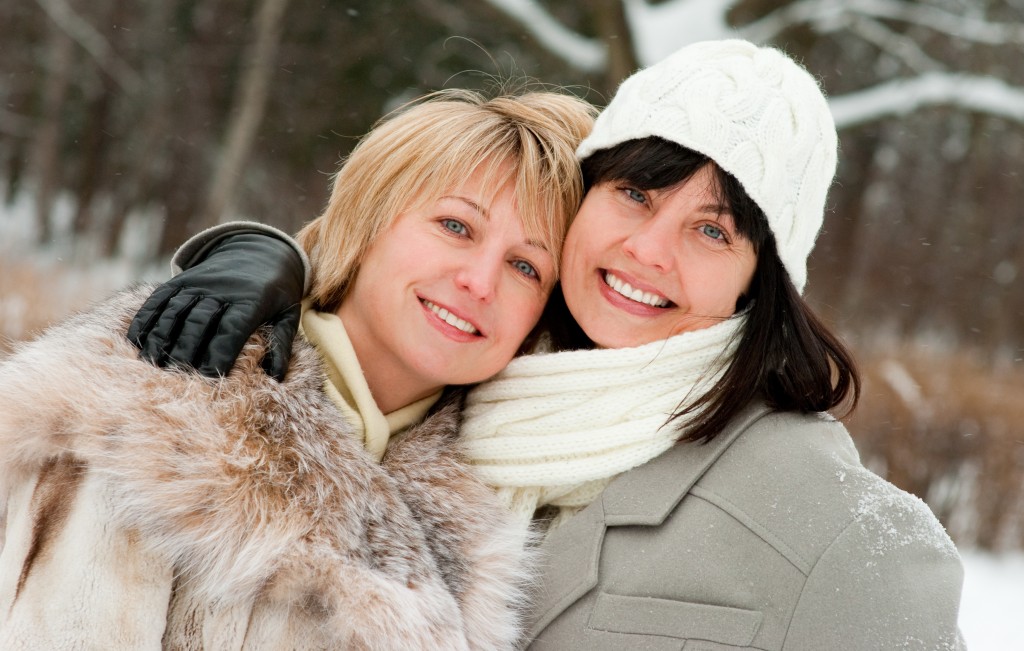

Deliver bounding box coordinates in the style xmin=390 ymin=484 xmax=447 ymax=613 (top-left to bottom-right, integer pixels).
xmin=726 ymin=407 xmax=861 ymax=470
xmin=695 ymin=406 xmax=959 ymax=568
xmin=0 ymin=284 xmax=337 ymax=454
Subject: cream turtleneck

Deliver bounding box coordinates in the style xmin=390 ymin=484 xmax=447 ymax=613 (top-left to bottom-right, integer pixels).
xmin=300 ymin=305 xmax=440 ymax=461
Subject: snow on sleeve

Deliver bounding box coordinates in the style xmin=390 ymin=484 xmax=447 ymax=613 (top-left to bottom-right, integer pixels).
xmin=852 ymin=479 xmax=961 ymax=560
xmin=783 ymin=469 xmax=965 ymax=650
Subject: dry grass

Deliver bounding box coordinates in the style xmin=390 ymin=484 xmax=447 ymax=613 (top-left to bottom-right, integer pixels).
xmin=0 ymin=256 xmax=128 ymax=354
xmin=850 ymin=343 xmax=1024 ymax=550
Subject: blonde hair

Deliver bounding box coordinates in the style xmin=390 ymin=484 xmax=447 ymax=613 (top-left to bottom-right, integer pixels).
xmin=297 ymin=88 xmax=596 ymax=311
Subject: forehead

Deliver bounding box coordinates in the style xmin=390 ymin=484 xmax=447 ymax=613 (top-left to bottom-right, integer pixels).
xmin=397 ymin=152 xmax=565 ymax=267
xmin=664 ymin=164 xmax=724 ymax=198
xmin=447 ymin=160 xmax=558 ymax=237
xmin=399 ymin=159 xmax=498 ymax=213
xmin=638 ymin=171 xmax=724 ymax=209
xmin=429 ymin=159 xmax=517 ymax=210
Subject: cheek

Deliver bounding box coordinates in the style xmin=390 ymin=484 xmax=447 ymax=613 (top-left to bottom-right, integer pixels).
xmin=521 ymin=290 xmax=549 ymax=329
xmin=499 ymin=288 xmax=548 ymax=347
xmin=741 ymin=257 xmax=757 ymax=293
xmin=714 ymin=262 xmax=757 ymax=314
xmin=729 ymin=253 xmax=758 ymax=303
xmin=559 ymin=227 xmax=594 ymax=290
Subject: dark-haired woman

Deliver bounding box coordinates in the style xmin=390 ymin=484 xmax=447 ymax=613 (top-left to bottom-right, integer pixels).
xmin=120 ymin=40 xmax=966 ymax=649
xmin=459 ymin=40 xmax=964 ymax=650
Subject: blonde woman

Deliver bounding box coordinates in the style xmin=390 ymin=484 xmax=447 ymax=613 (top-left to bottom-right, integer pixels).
xmin=0 ymin=89 xmax=594 ymax=649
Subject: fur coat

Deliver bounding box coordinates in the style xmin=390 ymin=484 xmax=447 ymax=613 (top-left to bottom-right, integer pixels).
xmin=0 ymin=286 xmax=530 ymax=650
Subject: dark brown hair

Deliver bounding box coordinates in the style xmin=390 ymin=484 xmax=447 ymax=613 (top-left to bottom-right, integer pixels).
xmin=549 ymin=137 xmax=859 ymax=442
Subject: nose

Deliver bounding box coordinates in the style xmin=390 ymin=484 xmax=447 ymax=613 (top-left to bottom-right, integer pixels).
xmin=622 ymin=211 xmax=674 ymax=273
xmin=454 ymin=247 xmax=501 ymax=303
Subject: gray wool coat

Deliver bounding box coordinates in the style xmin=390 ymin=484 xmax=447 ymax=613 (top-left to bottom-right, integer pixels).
xmin=523 ymin=402 xmax=966 ymax=650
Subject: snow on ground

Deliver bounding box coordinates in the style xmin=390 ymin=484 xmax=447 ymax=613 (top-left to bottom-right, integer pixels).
xmin=959 ymin=551 xmax=1024 ymax=649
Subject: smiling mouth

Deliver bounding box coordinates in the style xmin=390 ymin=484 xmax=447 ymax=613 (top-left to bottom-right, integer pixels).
xmin=421 ymin=299 xmax=481 ymax=335
xmin=603 ymin=271 xmax=672 ymax=308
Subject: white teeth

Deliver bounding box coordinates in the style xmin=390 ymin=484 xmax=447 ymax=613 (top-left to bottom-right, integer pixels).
xmin=423 ymin=300 xmax=479 ymax=334
xmin=604 ymin=272 xmax=670 ymax=308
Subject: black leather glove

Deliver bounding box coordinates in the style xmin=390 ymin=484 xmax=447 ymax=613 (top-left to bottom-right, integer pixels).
xmin=127 ymin=232 xmax=305 ymax=381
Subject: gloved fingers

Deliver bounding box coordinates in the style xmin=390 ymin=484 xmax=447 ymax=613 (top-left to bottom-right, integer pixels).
xmin=138 ymin=293 xmax=203 ymax=367
xmin=261 ymin=304 xmax=301 ymax=382
xmin=162 ymin=297 xmax=231 ymax=375
xmin=196 ymin=303 xmax=265 ymax=378
xmin=127 ymin=283 xmax=182 ymax=349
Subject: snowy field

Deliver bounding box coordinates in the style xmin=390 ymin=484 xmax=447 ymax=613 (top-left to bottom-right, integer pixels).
xmin=959 ymin=551 xmax=1024 ymax=649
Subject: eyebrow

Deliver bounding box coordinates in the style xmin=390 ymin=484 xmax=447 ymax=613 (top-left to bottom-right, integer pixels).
xmin=440 ymin=195 xmax=553 ymax=255
xmin=442 ymin=195 xmax=487 ymax=217
xmin=697 ymin=203 xmax=734 ymax=218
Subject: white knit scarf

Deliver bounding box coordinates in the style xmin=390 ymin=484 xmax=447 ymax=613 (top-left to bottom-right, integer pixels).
xmin=461 ymin=313 xmax=746 ymax=525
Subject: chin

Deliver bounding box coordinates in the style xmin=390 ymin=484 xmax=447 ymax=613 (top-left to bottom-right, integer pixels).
xmin=585 ymin=331 xmax=633 ymax=350
xmin=425 ymin=365 xmax=483 ymax=388
xmin=602 ymin=326 xmax=671 ymax=349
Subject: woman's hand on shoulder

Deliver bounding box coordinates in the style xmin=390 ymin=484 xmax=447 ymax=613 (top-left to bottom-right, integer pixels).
xmin=128 ymin=231 xmax=305 ymax=381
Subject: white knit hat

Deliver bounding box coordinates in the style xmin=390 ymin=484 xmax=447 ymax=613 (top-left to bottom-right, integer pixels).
xmin=576 ymin=39 xmax=837 ymax=294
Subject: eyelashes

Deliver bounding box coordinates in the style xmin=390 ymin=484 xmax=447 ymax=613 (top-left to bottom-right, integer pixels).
xmin=437 ymin=217 xmax=546 ymax=284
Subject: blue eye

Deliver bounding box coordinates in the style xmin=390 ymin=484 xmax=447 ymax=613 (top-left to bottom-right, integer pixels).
xmin=701 ymin=223 xmax=725 ymax=241
xmin=442 ymin=219 xmax=468 ymax=236
xmin=512 ymin=259 xmax=538 ymax=279
xmin=625 ymin=188 xmax=646 ymax=204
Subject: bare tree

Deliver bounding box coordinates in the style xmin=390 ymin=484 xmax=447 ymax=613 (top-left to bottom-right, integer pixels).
xmin=483 ymin=0 xmax=1024 ymax=123
xmin=28 ymin=0 xmax=144 ymax=247
xmin=27 ymin=14 xmax=74 ymax=244
xmin=202 ymin=0 xmax=291 ymax=227
xmin=594 ymin=0 xmax=638 ymax=90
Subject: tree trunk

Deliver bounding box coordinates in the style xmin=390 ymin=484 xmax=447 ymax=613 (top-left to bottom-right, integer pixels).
xmin=594 ymin=0 xmax=638 ymax=93
xmin=28 ymin=18 xmax=75 ymax=244
xmin=71 ymin=79 xmax=114 ymax=243
xmin=202 ymin=0 xmax=291 ymax=226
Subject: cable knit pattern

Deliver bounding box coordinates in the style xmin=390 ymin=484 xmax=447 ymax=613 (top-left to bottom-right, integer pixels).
xmin=461 ymin=314 xmax=745 ymax=523
xmin=576 ymin=40 xmax=837 ymax=293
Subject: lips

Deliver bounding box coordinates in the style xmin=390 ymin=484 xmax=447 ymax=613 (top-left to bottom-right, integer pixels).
xmin=602 ymin=271 xmax=672 ymax=308
xmin=420 ymin=298 xmax=482 ymax=336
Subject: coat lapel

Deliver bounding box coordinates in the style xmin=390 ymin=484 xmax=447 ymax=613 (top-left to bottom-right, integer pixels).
xmin=524 ymin=402 xmax=772 ymax=638
xmin=524 ymin=494 xmax=607 ymax=637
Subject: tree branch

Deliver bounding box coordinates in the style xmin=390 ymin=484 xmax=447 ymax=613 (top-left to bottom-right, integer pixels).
xmin=482 ymin=0 xmax=606 ymax=72
xmin=846 ymin=15 xmax=942 ymax=73
xmin=0 ymin=108 xmax=34 ymax=137
xmin=830 ymin=72 xmax=1024 ymax=129
xmin=852 ymin=0 xmax=1024 ymax=45
xmin=742 ymin=0 xmax=1024 ymax=46
xmin=205 ymin=0 xmax=291 ymax=225
xmin=33 ymin=0 xmax=141 ymax=92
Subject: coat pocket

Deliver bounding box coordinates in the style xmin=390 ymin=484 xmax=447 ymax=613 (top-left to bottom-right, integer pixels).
xmin=586 ymin=592 xmax=762 ymax=646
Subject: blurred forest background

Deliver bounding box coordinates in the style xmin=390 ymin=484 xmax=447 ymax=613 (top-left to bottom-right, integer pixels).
xmin=1 ymin=0 xmax=1022 ymax=551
